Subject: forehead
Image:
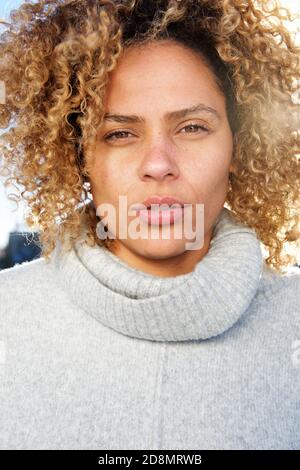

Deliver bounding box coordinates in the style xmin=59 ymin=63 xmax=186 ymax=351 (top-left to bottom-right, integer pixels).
xmin=104 ymin=40 xmax=224 ymax=107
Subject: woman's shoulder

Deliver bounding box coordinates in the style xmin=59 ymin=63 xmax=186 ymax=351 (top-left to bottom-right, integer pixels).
xmin=259 ymin=262 xmax=300 ymax=297
xmin=0 ymin=257 xmax=50 ymax=285
xmin=256 ymin=263 xmax=300 ymax=324
xmin=0 ymin=257 xmax=57 ymax=310
xmin=0 ymin=255 xmax=73 ymax=343
xmin=260 ymin=263 xmax=300 ymax=290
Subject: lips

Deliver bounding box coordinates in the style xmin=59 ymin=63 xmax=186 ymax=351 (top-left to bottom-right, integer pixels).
xmin=144 ymin=195 xmax=184 ymax=209
xmin=131 ymin=195 xmax=185 ymax=211
xmin=129 ymin=195 xmax=188 ymax=226
xmin=137 ymin=206 xmax=185 ymax=225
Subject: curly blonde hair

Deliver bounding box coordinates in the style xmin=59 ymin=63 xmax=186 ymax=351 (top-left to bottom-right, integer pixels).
xmin=0 ymin=0 xmax=299 ymax=273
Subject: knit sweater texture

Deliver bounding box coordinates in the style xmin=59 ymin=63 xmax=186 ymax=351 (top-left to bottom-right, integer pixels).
xmin=0 ymin=207 xmax=299 ymax=450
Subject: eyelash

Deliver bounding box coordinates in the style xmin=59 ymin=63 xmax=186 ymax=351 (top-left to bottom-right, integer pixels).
xmin=104 ymin=123 xmax=210 ymax=142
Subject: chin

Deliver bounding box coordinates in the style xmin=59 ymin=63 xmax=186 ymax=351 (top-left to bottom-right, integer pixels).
xmin=131 ymin=238 xmax=188 ymax=260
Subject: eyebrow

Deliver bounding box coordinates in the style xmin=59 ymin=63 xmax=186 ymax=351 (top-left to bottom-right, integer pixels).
xmin=103 ymin=103 xmax=221 ymax=123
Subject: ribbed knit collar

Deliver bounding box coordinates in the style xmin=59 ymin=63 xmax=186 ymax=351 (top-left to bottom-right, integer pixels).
xmin=51 ymin=207 xmax=264 ymax=342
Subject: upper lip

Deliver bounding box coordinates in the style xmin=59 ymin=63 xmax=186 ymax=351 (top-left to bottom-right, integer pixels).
xmin=131 ymin=195 xmax=185 ymax=210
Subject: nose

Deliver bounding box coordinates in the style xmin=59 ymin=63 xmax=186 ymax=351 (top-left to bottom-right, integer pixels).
xmin=138 ymin=139 xmax=180 ymax=182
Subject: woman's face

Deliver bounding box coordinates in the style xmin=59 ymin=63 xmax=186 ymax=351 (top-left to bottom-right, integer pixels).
xmin=89 ymin=39 xmax=234 ymax=275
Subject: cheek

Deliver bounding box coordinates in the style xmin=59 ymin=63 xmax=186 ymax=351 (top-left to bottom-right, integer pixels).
xmin=187 ymin=130 xmax=233 ymax=176
xmin=190 ymin=151 xmax=231 ymax=185
xmin=90 ymin=159 xmax=132 ymax=205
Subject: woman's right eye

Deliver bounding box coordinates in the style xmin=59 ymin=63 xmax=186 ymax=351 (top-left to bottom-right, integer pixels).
xmin=104 ymin=130 xmax=134 ymax=142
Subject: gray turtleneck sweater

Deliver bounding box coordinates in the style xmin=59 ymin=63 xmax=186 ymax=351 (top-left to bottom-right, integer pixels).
xmin=0 ymin=207 xmax=299 ymax=450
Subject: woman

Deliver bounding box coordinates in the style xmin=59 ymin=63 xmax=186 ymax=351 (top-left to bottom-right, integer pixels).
xmin=0 ymin=0 xmax=299 ymax=450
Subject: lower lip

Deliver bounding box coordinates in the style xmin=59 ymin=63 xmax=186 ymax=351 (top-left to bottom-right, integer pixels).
xmin=136 ymin=207 xmax=184 ymax=225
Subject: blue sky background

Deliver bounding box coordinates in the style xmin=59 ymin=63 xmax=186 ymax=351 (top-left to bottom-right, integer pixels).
xmin=0 ymin=0 xmax=23 ymax=21
xmin=0 ymin=0 xmax=299 ymax=248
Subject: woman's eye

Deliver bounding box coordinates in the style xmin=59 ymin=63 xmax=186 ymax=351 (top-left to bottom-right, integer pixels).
xmin=180 ymin=123 xmax=209 ymax=134
xmin=103 ymin=123 xmax=209 ymax=143
xmin=104 ymin=130 xmax=133 ymax=142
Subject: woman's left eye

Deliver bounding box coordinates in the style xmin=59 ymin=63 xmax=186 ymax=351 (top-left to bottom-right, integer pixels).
xmin=180 ymin=123 xmax=209 ymax=134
